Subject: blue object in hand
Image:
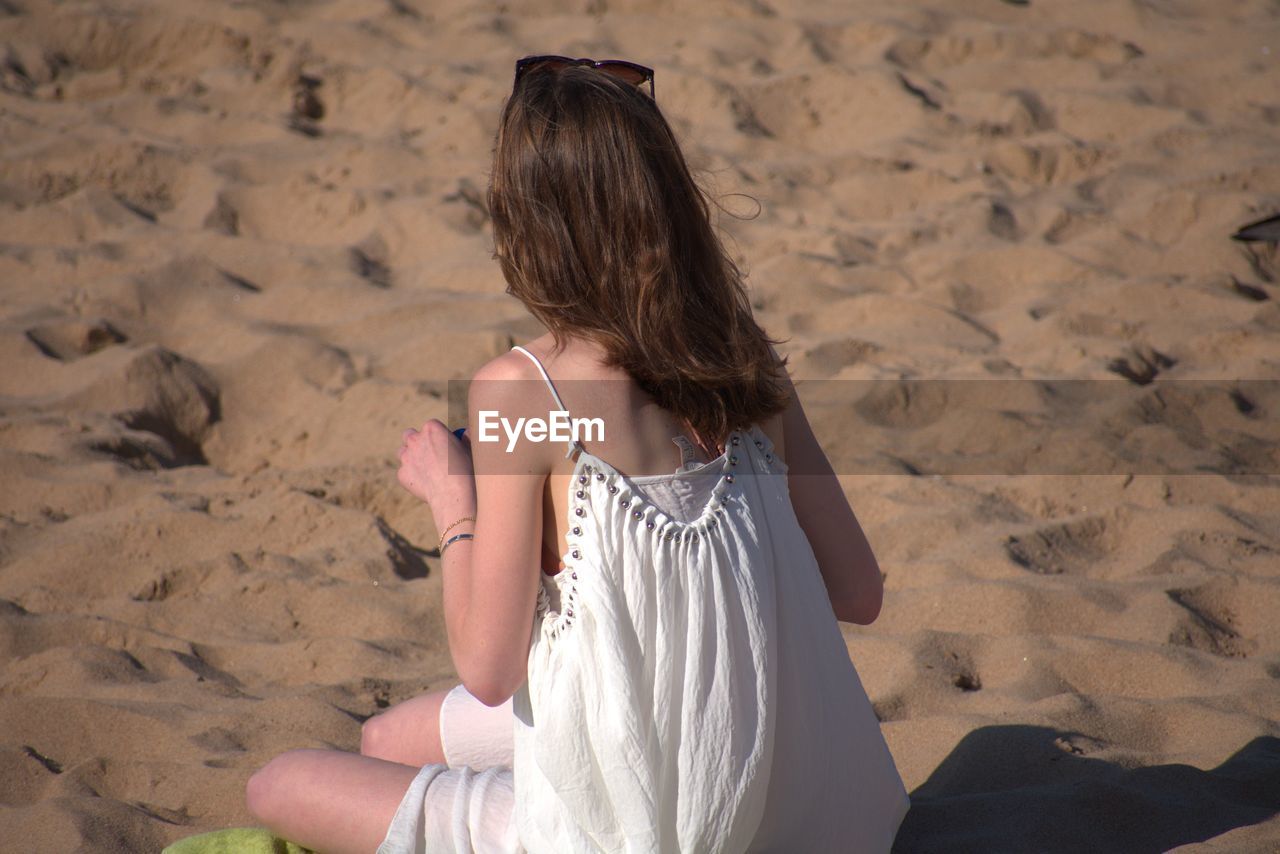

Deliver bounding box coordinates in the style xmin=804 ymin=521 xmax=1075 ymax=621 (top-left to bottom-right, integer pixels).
xmin=453 ymin=427 xmax=467 ymax=440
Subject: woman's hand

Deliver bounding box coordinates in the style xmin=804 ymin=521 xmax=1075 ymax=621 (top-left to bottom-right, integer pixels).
xmin=397 ymin=420 xmax=477 ymax=523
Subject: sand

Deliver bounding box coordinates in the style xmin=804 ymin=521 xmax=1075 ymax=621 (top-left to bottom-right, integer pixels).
xmin=2 ymin=0 xmax=1279 ymax=850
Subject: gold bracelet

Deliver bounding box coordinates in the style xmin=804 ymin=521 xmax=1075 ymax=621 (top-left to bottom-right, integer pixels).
xmin=436 ymin=516 xmax=475 ymax=551
xmin=440 ymin=532 xmax=474 ymax=556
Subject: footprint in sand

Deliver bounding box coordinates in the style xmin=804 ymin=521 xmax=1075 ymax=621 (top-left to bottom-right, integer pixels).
xmin=67 ymin=345 xmax=222 ymax=467
xmin=1166 ymin=580 xmax=1258 ymax=659
xmin=25 ymin=318 xmax=126 ymax=362
xmin=1004 ymin=515 xmax=1110 ymax=575
xmin=918 ymin=637 xmax=985 ymax=696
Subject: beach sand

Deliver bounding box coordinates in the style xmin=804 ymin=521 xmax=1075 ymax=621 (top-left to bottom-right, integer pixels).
xmin=2 ymin=0 xmax=1279 ymax=850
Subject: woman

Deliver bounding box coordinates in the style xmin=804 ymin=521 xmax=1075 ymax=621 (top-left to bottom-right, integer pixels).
xmin=245 ymin=55 xmax=909 ymax=853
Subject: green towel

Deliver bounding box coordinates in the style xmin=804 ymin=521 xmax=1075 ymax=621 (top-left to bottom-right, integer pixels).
xmin=161 ymin=827 xmax=314 ymax=854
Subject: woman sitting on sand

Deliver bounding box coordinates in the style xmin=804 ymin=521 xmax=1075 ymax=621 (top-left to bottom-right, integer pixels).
xmin=245 ymin=55 xmax=909 ymax=853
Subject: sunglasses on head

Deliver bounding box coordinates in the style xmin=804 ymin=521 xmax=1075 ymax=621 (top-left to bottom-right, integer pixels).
xmin=514 ymin=55 xmax=655 ymax=99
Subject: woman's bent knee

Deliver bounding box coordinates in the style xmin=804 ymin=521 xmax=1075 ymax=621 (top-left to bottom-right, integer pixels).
xmin=245 ymin=762 xmax=273 ymax=823
xmin=245 ymin=749 xmax=314 ymax=825
xmin=245 ymin=755 xmax=282 ymax=823
xmin=361 ymin=714 xmax=391 ymax=760
xmin=359 ymin=690 xmax=450 ymax=765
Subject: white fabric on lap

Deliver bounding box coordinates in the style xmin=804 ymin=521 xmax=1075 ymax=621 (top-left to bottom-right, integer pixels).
xmin=377 ymin=764 xmax=523 ymax=854
xmin=379 ymin=686 xmax=520 ymax=853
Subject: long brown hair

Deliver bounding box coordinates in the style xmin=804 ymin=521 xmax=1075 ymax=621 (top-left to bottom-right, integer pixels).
xmin=487 ymin=62 xmax=790 ymax=446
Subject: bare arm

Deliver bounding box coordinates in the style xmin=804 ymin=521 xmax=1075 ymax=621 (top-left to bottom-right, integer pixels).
xmin=780 ymin=374 xmax=884 ymax=625
xmin=397 ymin=353 xmax=550 ymax=706
xmin=453 ymin=354 xmax=556 ymax=704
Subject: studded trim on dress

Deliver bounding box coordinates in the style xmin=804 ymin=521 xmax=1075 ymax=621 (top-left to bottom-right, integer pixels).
xmin=537 ymin=427 xmax=783 ymax=643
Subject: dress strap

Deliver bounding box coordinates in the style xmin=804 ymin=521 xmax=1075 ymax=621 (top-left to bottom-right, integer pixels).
xmin=510 ymin=345 xmax=584 ymax=460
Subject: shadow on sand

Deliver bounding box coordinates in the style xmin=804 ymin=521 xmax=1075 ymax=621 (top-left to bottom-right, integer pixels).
xmin=893 ymin=726 xmax=1280 ymax=853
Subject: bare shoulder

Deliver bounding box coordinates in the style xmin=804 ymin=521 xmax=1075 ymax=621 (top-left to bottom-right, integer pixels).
xmin=466 ymin=347 xmax=561 ymax=468
xmin=471 ymin=348 xmax=539 ymax=385
xmin=468 ymin=343 xmax=555 ymax=413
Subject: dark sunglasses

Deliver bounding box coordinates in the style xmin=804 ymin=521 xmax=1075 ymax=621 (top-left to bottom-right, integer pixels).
xmin=513 ymin=55 xmax=655 ymax=99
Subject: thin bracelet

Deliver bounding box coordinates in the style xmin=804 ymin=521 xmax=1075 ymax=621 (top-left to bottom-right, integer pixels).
xmin=440 ymin=532 xmax=474 ymax=557
xmin=436 ymin=516 xmax=475 ymax=551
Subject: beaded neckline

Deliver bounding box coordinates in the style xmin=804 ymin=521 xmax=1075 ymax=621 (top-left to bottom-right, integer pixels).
xmin=577 ymin=431 xmax=740 ymax=525
xmin=540 ymin=424 xmax=779 ymax=638
xmin=567 ymin=424 xmax=777 ymax=534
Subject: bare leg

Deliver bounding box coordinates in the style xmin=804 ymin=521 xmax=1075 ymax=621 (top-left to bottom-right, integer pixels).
xmin=245 ymin=749 xmax=420 ymax=854
xmin=361 ymin=687 xmax=452 ymax=766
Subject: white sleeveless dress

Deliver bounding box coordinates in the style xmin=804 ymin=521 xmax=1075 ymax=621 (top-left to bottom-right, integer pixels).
xmin=379 ymin=347 xmax=909 ymax=853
